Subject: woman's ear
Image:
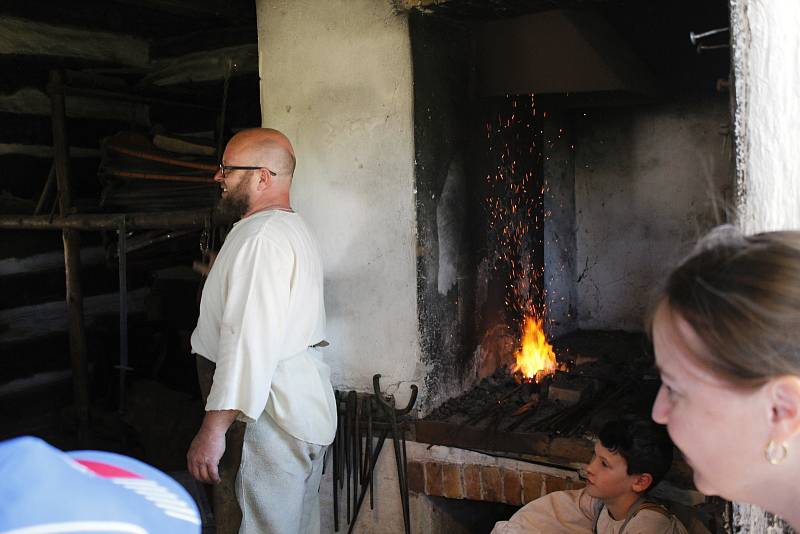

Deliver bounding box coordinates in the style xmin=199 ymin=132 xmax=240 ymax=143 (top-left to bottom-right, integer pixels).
xmin=767 ymin=376 xmax=800 ymax=441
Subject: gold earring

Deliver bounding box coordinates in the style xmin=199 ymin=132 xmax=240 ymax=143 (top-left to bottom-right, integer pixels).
xmin=765 ymin=440 xmax=789 ymax=465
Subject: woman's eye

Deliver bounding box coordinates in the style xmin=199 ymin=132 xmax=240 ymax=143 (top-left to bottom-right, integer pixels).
xmin=664 ymin=384 xmax=678 ymax=399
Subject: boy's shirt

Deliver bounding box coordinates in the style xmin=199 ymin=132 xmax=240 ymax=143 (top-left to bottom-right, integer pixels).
xmin=491 ymin=489 xmax=688 ymax=534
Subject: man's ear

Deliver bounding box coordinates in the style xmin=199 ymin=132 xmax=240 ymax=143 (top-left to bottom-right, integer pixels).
xmin=630 ymin=472 xmax=653 ymax=494
xmin=767 ymin=376 xmax=800 ymax=442
xmin=256 ymin=168 xmax=272 ymax=191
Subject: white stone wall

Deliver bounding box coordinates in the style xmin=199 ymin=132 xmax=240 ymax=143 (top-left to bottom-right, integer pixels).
xmin=729 ymin=0 xmax=800 ymax=531
xmin=733 ymin=0 xmax=800 ymax=233
xmin=573 ymin=99 xmax=731 ymax=330
xmin=255 ymin=0 xmax=422 ymax=399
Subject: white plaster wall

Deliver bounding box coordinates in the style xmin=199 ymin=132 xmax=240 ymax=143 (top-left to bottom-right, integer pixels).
xmin=574 ymin=99 xmax=731 ymax=330
xmin=733 ymin=0 xmax=800 ymax=233
xmin=255 ymin=0 xmax=421 ymax=396
xmin=729 ymin=1 xmax=800 ymax=531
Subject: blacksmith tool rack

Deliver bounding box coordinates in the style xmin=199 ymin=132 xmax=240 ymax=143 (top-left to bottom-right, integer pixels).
xmin=328 ymin=374 xmax=418 ymax=533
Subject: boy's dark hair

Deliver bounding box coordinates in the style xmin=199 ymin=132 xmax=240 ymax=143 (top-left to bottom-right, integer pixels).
xmin=598 ymin=417 xmax=674 ymax=491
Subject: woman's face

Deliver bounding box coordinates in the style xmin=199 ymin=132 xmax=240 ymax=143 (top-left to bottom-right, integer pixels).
xmin=651 ymin=302 xmax=769 ymax=501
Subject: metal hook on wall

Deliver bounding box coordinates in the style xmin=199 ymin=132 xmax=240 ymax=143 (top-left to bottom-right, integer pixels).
xmin=689 ymin=27 xmax=729 ymax=45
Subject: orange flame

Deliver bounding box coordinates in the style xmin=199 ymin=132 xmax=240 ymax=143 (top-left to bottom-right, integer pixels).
xmin=512 ymin=316 xmax=558 ymax=382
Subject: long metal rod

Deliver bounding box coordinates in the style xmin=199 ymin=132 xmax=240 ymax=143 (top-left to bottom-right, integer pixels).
xmin=0 ymin=209 xmax=213 ymax=231
xmin=49 ymin=69 xmax=90 ymax=444
xmin=106 ymin=143 xmax=217 ymax=171
xmin=34 ymin=163 xmax=56 ymax=215
xmin=347 ymin=429 xmax=388 ymax=534
xmin=103 ymin=169 xmax=214 ymax=184
xmin=117 ymin=217 xmax=128 ymax=413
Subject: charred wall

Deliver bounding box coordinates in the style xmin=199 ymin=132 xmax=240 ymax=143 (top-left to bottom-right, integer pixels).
xmin=412 ymin=12 xmax=547 ymax=413
xmin=411 ymin=12 xmax=477 ymax=413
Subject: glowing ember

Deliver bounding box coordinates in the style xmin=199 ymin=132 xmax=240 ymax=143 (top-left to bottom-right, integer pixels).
xmin=512 ymin=316 xmax=558 ymax=383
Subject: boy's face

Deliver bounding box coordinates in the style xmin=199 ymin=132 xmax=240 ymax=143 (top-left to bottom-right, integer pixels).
xmin=584 ymin=441 xmax=647 ymax=500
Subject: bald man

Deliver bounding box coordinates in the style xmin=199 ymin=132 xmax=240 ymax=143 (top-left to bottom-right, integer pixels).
xmin=187 ymin=129 xmax=336 ymax=534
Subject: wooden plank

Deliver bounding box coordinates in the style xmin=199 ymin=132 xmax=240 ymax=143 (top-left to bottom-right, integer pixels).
xmin=394 ymin=0 xmax=450 ymax=11
xmin=0 ymin=258 xmax=149 ymax=311
xmin=413 ymin=420 xmax=594 ymax=465
xmin=0 ymin=87 xmax=149 ymax=124
xmin=0 ymin=209 xmax=213 ymax=231
xmin=0 ymin=288 xmax=148 ymax=344
xmin=0 ymin=17 xmax=148 ymax=66
xmin=144 ymin=44 xmax=258 ymax=86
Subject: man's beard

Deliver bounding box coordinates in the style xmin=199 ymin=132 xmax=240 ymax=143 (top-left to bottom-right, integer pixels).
xmin=214 ymin=183 xmax=250 ymax=223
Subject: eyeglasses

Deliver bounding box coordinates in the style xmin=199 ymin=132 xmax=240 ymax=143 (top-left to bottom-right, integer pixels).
xmin=218 ymin=164 xmax=277 ymax=178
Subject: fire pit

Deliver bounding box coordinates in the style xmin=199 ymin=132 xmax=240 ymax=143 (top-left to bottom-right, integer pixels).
xmin=415 ymin=330 xmax=670 ymax=471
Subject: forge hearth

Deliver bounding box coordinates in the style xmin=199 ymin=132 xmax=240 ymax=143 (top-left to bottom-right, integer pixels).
xmin=426 ymin=330 xmax=656 ymax=435
xmin=413 ymin=331 xmax=693 ymax=483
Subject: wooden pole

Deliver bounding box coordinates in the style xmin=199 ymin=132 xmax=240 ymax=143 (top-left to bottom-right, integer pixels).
xmin=0 ymin=209 xmax=213 ymax=231
xmin=117 ymin=217 xmax=129 ymax=413
xmin=48 ymin=69 xmax=90 ymax=443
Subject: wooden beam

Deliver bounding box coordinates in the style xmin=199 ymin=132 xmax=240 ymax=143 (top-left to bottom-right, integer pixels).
xmin=144 ymin=45 xmax=258 ymax=87
xmin=0 ymin=144 xmax=100 ymax=159
xmin=0 ymin=88 xmax=149 ymax=125
xmin=0 ymin=112 xmax=134 ymax=150
xmin=413 ymin=420 xmax=594 ymax=466
xmin=0 ymin=17 xmax=148 ymax=66
xmin=393 ymin=0 xmax=450 ymax=11
xmin=48 ymin=69 xmax=90 ymax=444
xmin=0 ymin=209 xmax=213 ymax=231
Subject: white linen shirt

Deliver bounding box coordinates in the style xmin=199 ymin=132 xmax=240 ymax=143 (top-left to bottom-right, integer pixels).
xmin=190 ymin=210 xmax=337 ymax=446
xmin=491 ymin=489 xmax=688 ymax=534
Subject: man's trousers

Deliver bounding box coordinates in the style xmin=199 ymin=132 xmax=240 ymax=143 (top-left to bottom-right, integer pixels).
xmin=236 ymin=410 xmax=327 ymax=534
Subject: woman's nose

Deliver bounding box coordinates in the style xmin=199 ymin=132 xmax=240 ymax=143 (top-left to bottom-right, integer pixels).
xmin=651 ymin=385 xmax=670 ymax=424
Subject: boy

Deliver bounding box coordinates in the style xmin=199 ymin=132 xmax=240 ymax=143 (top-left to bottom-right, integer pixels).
xmin=492 ymin=417 xmax=688 ymax=533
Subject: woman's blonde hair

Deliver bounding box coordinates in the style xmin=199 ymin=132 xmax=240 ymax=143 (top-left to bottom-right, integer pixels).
xmin=652 ymin=225 xmax=800 ymax=387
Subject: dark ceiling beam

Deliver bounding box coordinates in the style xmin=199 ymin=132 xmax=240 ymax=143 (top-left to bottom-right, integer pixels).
xmin=108 ymin=0 xmax=254 ymax=23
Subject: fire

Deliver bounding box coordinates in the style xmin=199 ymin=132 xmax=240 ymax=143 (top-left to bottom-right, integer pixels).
xmin=512 ymin=316 xmax=558 ymax=382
